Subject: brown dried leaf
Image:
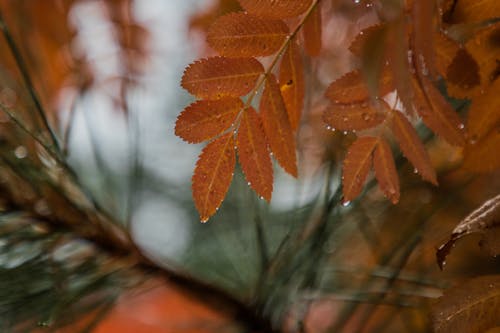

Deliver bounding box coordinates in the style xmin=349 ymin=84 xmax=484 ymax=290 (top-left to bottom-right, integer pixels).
xmin=192 ymin=133 xmax=236 ymax=222
xmin=279 ymin=41 xmax=304 ymax=130
xmin=237 ymin=107 xmax=273 ymax=202
xmin=325 ymin=69 xmax=393 ymax=104
xmin=415 ymin=77 xmax=466 ymax=146
xmin=302 ymin=3 xmax=322 ymax=56
xmin=463 ymin=129 xmax=500 ymax=174
xmin=432 ymin=275 xmax=500 ymax=333
xmin=342 ymin=136 xmax=378 ymax=203
xmin=237 ymin=0 xmax=311 ymax=19
xmin=181 ymin=57 xmax=264 ymax=99
xmin=466 ymin=79 xmax=500 ymax=141
xmin=391 ymin=111 xmax=438 ymax=185
xmin=435 ymin=31 xmax=460 ymax=77
xmin=260 ymin=74 xmax=298 ymax=177
xmin=322 ymin=102 xmax=386 ymax=132
xmin=446 ymin=48 xmax=482 ymax=99
xmin=373 ymin=138 xmax=400 ymax=204
xmin=175 ymin=98 xmax=242 ymax=143
xmin=207 ymin=13 xmax=289 ymax=57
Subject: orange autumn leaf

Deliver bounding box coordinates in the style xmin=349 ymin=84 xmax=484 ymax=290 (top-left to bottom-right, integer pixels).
xmin=192 ymin=133 xmax=236 ymax=222
xmin=175 ymin=98 xmax=242 ymax=143
xmin=466 ymin=79 xmax=500 ymax=141
xmin=373 ymin=138 xmax=400 ymax=204
xmin=237 ymin=0 xmax=312 ymax=19
xmin=181 ymin=57 xmax=264 ymax=99
xmin=391 ymin=111 xmax=438 ymax=185
xmin=414 ymin=77 xmax=466 ymax=146
xmin=279 ymin=41 xmax=305 ymax=130
xmin=325 ymin=69 xmax=393 ymax=104
xmin=412 ymin=0 xmax=437 ymax=79
xmin=348 ymin=24 xmax=386 ymax=58
xmin=302 ymin=3 xmax=322 ymax=57
xmin=342 ymin=136 xmax=378 ymax=203
xmin=444 ymin=0 xmax=500 ymax=23
xmin=260 ymin=74 xmax=298 ymax=177
xmin=322 ymin=102 xmax=385 ymax=132
xmin=207 ymin=13 xmax=289 ymax=57
xmin=445 ymin=48 xmax=481 ymax=99
xmin=434 ymin=31 xmax=460 ymax=77
xmin=463 ymin=129 xmax=500 ymax=174
xmin=237 ymin=107 xmax=273 ymax=202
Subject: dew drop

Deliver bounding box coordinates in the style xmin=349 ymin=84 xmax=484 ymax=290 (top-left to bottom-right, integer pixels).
xmin=201 ymin=218 xmax=209 ymax=223
xmin=247 ymin=182 xmax=252 ymax=186
xmin=468 ymin=135 xmax=478 ymax=145
xmin=259 ymin=196 xmax=264 ymax=200
xmin=362 ymin=113 xmax=371 ymax=121
xmin=343 ymin=131 xmax=348 ymax=135
xmin=458 ymin=123 xmax=465 ymax=130
xmin=14 ymin=145 xmax=27 ymax=159
xmin=413 ymin=168 xmax=418 ymax=174
xmin=342 ymin=201 xmax=351 ymax=207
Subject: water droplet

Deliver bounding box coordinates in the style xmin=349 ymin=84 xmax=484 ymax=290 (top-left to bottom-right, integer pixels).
xmin=362 ymin=113 xmax=371 ymax=121
xmin=458 ymin=123 xmax=465 ymax=130
xmin=468 ymin=135 xmax=478 ymax=145
xmin=247 ymin=182 xmax=252 ymax=186
xmin=14 ymin=146 xmax=27 ymax=159
xmin=342 ymin=117 xmax=348 ymax=122
xmin=201 ymin=218 xmax=208 ymax=223
xmin=413 ymin=168 xmax=418 ymax=174
xmin=342 ymin=201 xmax=351 ymax=207
xmin=343 ymin=131 xmax=348 ymax=135
xmin=259 ymin=196 xmax=264 ymax=200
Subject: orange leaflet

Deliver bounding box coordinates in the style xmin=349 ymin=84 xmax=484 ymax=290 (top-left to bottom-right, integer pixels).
xmin=434 ymin=31 xmax=460 ymax=79
xmin=444 ymin=0 xmax=500 ymax=23
xmin=391 ymin=111 xmax=438 ymax=185
xmin=237 ymin=107 xmax=273 ymax=201
xmin=446 ymin=48 xmax=481 ymax=99
xmin=373 ymin=138 xmax=400 ymax=204
xmin=238 ymin=0 xmax=312 ymax=19
xmin=175 ymin=98 xmax=242 ymax=143
xmin=279 ymin=41 xmax=305 ymax=130
xmin=207 ymin=13 xmax=289 ymax=57
xmin=302 ymin=3 xmax=322 ymax=57
xmin=181 ymin=57 xmax=264 ymax=100
xmin=463 ymin=130 xmax=500 ymax=174
xmin=192 ymin=133 xmax=236 ymax=222
xmin=466 ymin=79 xmax=500 ymax=141
xmin=324 ymin=69 xmax=393 ymax=104
xmin=415 ymin=77 xmax=466 ymax=146
xmin=412 ymin=0 xmax=437 ymax=79
xmin=348 ymin=24 xmax=386 ymax=57
xmin=322 ymin=102 xmax=385 ymax=132
xmin=342 ymin=136 xmax=378 ymax=203
xmin=260 ymin=74 xmax=298 ymax=177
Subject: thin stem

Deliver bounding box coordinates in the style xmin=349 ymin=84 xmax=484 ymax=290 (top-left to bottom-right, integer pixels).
xmin=0 ymin=11 xmax=61 ymax=153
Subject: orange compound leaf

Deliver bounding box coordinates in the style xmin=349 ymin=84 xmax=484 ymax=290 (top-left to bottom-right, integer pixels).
xmin=238 ymin=0 xmax=312 ymax=19
xmin=322 ymin=102 xmax=385 ymax=132
xmin=175 ymin=98 xmax=242 ymax=143
xmin=466 ymin=79 xmax=500 ymax=141
xmin=237 ymin=107 xmax=273 ymax=201
xmin=279 ymin=41 xmax=305 ymax=130
xmin=181 ymin=57 xmax=264 ymax=100
xmin=348 ymin=24 xmax=386 ymax=57
xmin=207 ymin=13 xmax=289 ymax=58
xmin=415 ymin=78 xmax=466 ymax=146
xmin=391 ymin=111 xmax=438 ymax=185
xmin=302 ymin=3 xmax=322 ymax=57
xmin=342 ymin=136 xmax=378 ymax=203
xmin=325 ymin=69 xmax=393 ymax=104
xmin=192 ymin=133 xmax=236 ymax=222
xmin=373 ymin=138 xmax=400 ymax=204
xmin=260 ymin=74 xmax=298 ymax=177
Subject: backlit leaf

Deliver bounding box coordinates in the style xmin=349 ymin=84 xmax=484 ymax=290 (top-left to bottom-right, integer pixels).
xmin=444 ymin=0 xmax=500 ymax=23
xmin=463 ymin=129 xmax=500 ymax=174
xmin=260 ymin=74 xmax=298 ymax=177
xmin=322 ymin=102 xmax=386 ymax=131
xmin=192 ymin=133 xmax=236 ymax=222
xmin=175 ymin=98 xmax=242 ymax=143
xmin=412 ymin=0 xmax=437 ymax=79
xmin=342 ymin=136 xmax=378 ymax=203
xmin=349 ymin=24 xmax=386 ymax=58
xmin=237 ymin=0 xmax=311 ymax=19
xmin=446 ymin=48 xmax=481 ymax=99
xmin=436 ymin=194 xmax=500 ymax=269
xmin=302 ymin=3 xmax=322 ymax=57
xmin=466 ymin=79 xmax=500 ymax=141
xmin=207 ymin=13 xmax=289 ymax=57
xmin=279 ymin=41 xmax=304 ymax=130
xmin=181 ymin=57 xmax=264 ymax=99
xmin=373 ymin=138 xmax=400 ymax=204
xmin=237 ymin=107 xmax=273 ymax=202
xmin=325 ymin=69 xmax=393 ymax=104
xmin=432 ymin=275 xmax=500 ymax=333
xmin=415 ymin=78 xmax=466 ymax=146
xmin=391 ymin=111 xmax=438 ymax=185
